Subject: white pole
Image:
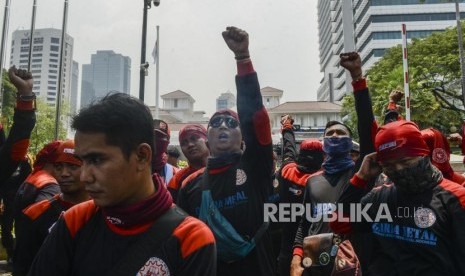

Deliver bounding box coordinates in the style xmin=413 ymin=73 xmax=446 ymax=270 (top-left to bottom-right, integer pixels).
xmin=155 ymin=25 xmax=160 ymax=120
xmin=27 ymin=0 xmax=38 ymax=72
xmin=401 ymin=23 xmax=411 ymax=121
xmin=55 ymin=0 xmax=69 ymax=139
xmin=0 ymin=0 xmax=11 ymax=115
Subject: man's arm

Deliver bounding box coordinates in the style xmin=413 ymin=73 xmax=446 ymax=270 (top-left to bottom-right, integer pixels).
xmin=280 ymin=115 xmax=298 ymax=166
xmin=222 ymin=26 xmax=273 ymax=181
xmin=339 ymin=52 xmax=376 ymax=172
xmin=0 ymin=66 xmax=36 ymax=184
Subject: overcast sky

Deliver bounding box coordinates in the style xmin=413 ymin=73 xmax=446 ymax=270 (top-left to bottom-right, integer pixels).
xmin=2 ymin=0 xmax=322 ymax=116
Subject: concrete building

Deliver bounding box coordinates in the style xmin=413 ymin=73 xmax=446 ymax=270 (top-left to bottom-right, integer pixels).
xmin=216 ymin=91 xmax=236 ymax=111
xmin=317 ymin=0 xmax=465 ymax=101
xmin=261 ymin=86 xmax=283 ymax=109
xmin=267 ymin=101 xmax=342 ymax=138
xmin=70 ymin=61 xmax=79 ymax=114
xmin=80 ymin=50 xmax=131 ymax=108
xmin=10 ymin=28 xmax=74 ymax=106
xmin=159 ymin=90 xmax=208 ymax=123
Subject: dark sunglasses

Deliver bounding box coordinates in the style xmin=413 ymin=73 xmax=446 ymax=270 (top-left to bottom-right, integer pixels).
xmin=209 ymin=116 xmax=239 ymax=129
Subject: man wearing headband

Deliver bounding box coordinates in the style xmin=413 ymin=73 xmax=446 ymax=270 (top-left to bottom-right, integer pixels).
xmin=167 ymin=124 xmax=209 ymax=202
xmin=333 ymin=120 xmax=465 ymax=275
xmin=14 ymin=140 xmax=89 ymax=276
xmin=292 ymin=52 xmax=377 ymax=276
xmin=178 ymin=27 xmax=275 ymax=275
xmin=276 ymin=114 xmax=324 ymax=276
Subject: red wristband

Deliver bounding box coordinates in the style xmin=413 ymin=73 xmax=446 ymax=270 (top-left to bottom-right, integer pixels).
xmin=237 ymin=59 xmax=255 ymax=76
xmin=352 ymin=78 xmax=367 ymax=93
xmin=350 ymin=173 xmax=368 ymax=189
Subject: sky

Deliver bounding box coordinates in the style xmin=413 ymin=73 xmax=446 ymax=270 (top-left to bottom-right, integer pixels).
xmin=2 ymin=0 xmax=322 ymax=117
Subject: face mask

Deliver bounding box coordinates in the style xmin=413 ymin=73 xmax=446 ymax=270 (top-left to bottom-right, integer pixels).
xmin=323 ymin=136 xmax=353 ymax=156
xmin=384 ymin=157 xmax=442 ymax=194
xmin=322 ymin=137 xmax=354 ymax=174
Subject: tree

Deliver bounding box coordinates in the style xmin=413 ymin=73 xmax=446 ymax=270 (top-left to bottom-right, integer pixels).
xmin=342 ymin=24 xmax=465 ymax=134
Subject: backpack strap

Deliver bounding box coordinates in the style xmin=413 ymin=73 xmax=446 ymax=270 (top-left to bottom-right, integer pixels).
xmin=107 ymin=206 xmax=187 ymax=276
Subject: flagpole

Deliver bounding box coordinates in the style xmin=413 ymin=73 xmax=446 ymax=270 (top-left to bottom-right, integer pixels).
xmin=155 ymin=25 xmax=159 ymax=120
xmin=55 ymin=0 xmax=69 ymax=140
xmin=0 ymin=0 xmax=11 ymax=115
xmin=27 ymin=0 xmax=38 ymax=72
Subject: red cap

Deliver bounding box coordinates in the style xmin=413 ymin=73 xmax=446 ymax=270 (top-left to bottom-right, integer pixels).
xmin=300 ymin=139 xmax=323 ymax=152
xmin=179 ymin=124 xmax=207 ymax=143
xmin=33 ymin=140 xmax=62 ymax=171
xmin=375 ymin=120 xmax=430 ymax=162
xmin=54 ymin=140 xmax=82 ymax=166
xmin=210 ymin=109 xmax=239 ymax=122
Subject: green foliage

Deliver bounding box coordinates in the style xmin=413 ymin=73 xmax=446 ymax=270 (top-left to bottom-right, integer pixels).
xmin=342 ymin=23 xmax=465 ymax=133
xmin=29 ymin=99 xmax=68 ymax=156
xmin=1 ymin=69 xmax=18 ymax=133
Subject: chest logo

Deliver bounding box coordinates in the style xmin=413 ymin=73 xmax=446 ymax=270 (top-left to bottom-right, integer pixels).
xmin=137 ymin=257 xmax=170 ymax=276
xmin=432 ymin=148 xmax=448 ymax=164
xmin=414 ymin=207 xmax=436 ymax=229
xmin=236 ymin=169 xmax=247 ymax=186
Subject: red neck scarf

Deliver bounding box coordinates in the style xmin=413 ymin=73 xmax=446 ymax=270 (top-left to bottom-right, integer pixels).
xmin=102 ymin=173 xmax=173 ymax=228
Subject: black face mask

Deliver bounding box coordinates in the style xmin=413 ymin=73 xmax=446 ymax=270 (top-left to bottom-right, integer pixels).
xmin=384 ymin=157 xmax=442 ymax=194
xmin=297 ymin=152 xmax=324 ymax=174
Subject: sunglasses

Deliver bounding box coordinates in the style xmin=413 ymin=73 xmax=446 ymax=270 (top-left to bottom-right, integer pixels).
xmin=209 ymin=116 xmax=239 ymax=129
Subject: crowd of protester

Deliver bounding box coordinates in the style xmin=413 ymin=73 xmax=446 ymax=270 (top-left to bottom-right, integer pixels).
xmin=1 ymin=26 xmax=465 ymax=275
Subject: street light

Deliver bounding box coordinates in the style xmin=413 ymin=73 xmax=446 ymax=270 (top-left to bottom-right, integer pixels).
xmin=139 ymin=0 xmax=160 ymax=102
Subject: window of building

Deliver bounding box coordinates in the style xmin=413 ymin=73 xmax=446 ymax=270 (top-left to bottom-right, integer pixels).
xmin=174 ymin=99 xmax=178 ymax=108
xmin=49 ymin=59 xmax=58 ymax=63
xmin=49 ymin=75 xmax=57 ymax=79
xmin=49 ymin=64 xmax=58 ymax=68
xmin=51 ymin=37 xmax=60 ymax=44
xmin=20 ymin=46 xmax=29 ymax=53
xmin=33 ymin=45 xmax=43 ymax=52
xmin=32 ymin=64 xmax=41 ymax=68
xmin=49 ymin=70 xmax=58 ymax=74
xmin=313 ymin=117 xmax=317 ymax=127
xmin=327 ymin=116 xmax=331 ymax=123
xmin=50 ymin=53 xmax=59 ymax=57
xmin=19 ymin=59 xmax=28 ymax=64
xmin=48 ymin=81 xmax=57 ymax=85
xmin=21 ymin=38 xmax=29 ymax=45
xmin=20 ymin=54 xmax=28 ymax=58
xmin=50 ymin=45 xmax=59 ymax=52
xmin=34 ymin=37 xmax=44 ymax=44
xmin=32 ymin=53 xmax=42 ymax=57
xmin=33 ymin=81 xmax=40 ymax=84
xmin=48 ymin=86 xmax=56 ymax=90
xmin=31 ymin=70 xmax=41 ymax=74
xmin=32 ymin=59 xmax=42 ymax=63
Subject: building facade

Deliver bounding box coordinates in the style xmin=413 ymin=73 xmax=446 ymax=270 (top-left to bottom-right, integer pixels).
xmin=80 ymin=50 xmax=131 ymax=109
xmin=10 ymin=28 xmax=74 ymax=106
xmin=216 ymin=91 xmax=236 ymax=111
xmin=317 ymin=0 xmax=465 ymax=101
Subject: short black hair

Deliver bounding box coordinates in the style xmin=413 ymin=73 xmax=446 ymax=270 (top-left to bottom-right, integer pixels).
xmin=72 ymin=93 xmax=154 ymax=160
xmin=324 ymin=121 xmax=353 ymax=137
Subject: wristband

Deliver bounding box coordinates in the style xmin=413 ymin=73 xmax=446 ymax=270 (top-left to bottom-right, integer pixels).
xmin=235 ymin=55 xmax=250 ymax=60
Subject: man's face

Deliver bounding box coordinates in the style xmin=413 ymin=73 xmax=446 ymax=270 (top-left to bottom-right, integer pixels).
xmin=378 ymin=156 xmax=422 ymax=175
xmin=180 ymin=134 xmax=209 ymax=163
xmin=207 ymin=115 xmax=242 ymax=157
xmin=54 ymin=162 xmax=84 ymax=195
xmin=324 ymin=124 xmax=350 ymax=138
xmin=75 ymin=131 xmax=145 ymax=208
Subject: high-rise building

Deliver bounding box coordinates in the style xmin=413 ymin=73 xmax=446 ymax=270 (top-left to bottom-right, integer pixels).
xmin=216 ymin=91 xmax=236 ymax=111
xmin=317 ymin=0 xmax=465 ymax=101
xmin=80 ymin=50 xmax=131 ymax=108
xmin=10 ymin=28 xmax=74 ymax=105
xmin=70 ymin=61 xmax=79 ymax=114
